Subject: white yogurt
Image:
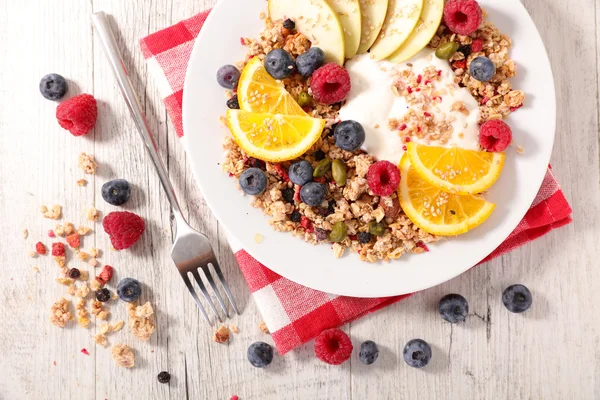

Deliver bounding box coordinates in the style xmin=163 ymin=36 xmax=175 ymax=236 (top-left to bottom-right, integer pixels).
xmin=338 ymin=49 xmax=480 ymax=165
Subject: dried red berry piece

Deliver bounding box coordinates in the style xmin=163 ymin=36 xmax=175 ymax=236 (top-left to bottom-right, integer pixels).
xmin=35 ymin=242 xmax=47 ymax=255
xmin=81 ymin=348 xmax=90 ymax=355
xmin=56 ymin=93 xmax=98 ymax=136
xmin=443 ymin=0 xmax=483 ymax=36
xmin=48 ymin=229 xmax=56 ymax=238
xmin=96 ymin=265 xmax=114 ymax=285
xmin=51 ymin=242 xmax=65 ymax=257
xmin=471 ymin=38 xmax=484 ymax=52
xmin=66 ymin=233 xmax=80 ymax=249
xmin=272 ymin=164 xmax=289 ymax=182
xmin=314 ymin=328 xmax=353 ymax=365
xmin=479 ymin=119 xmax=512 ymax=152
xmin=367 ymin=161 xmax=401 ymax=197
xmin=310 ymin=63 xmax=351 ymax=105
xmin=300 ymin=216 xmax=314 ymax=233
xmin=102 ymin=211 xmax=145 ymax=250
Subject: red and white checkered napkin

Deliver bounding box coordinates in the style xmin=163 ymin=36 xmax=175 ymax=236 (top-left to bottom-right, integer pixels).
xmin=140 ymin=10 xmax=573 ymax=354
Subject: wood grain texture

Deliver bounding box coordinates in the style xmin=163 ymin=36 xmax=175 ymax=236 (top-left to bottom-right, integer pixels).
xmin=0 ymin=0 xmax=598 ymax=399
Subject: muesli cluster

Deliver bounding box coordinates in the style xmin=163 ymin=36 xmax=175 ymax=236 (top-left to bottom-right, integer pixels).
xmin=220 ymin=0 xmax=523 ymax=261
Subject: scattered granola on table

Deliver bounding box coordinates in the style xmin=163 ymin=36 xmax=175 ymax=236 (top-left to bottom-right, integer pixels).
xmin=111 ymin=343 xmax=135 ymax=368
xmin=213 ymin=325 xmax=230 ymax=343
xmin=128 ymin=302 xmax=156 ymax=341
xmin=78 ymin=152 xmax=98 ymax=175
xmin=49 ymin=298 xmax=73 ymax=328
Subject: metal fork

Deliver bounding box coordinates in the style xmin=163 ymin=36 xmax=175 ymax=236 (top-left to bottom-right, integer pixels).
xmin=92 ymin=11 xmax=240 ymax=325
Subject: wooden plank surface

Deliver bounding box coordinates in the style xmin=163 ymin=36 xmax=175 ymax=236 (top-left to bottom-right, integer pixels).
xmin=0 ymin=0 xmax=598 ymax=399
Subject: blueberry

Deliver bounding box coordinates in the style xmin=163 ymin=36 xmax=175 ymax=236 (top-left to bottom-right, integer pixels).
xmin=157 ymin=371 xmax=171 ymax=384
xmin=282 ymin=18 xmax=295 ymax=30
xmin=68 ymin=268 xmax=81 ymax=279
xmin=247 ymin=341 xmax=273 ymax=368
xmin=281 ymin=187 xmax=295 ymax=203
xmin=358 ymin=232 xmax=372 ymax=244
xmin=289 ymin=160 xmax=313 ymax=186
xmin=39 ymin=73 xmax=68 ymax=101
xmin=290 ymin=210 xmax=301 ymax=222
xmin=264 ymin=49 xmax=295 ymax=80
xmin=438 ymin=294 xmax=469 ymax=323
xmin=469 ymin=56 xmax=496 ymax=82
xmin=300 ymin=182 xmax=327 ymax=206
xmin=315 ymin=228 xmax=329 ymax=241
xmin=296 ymin=47 xmax=325 ymax=77
xmin=359 ymin=340 xmax=379 ymax=365
xmin=226 ymin=94 xmax=240 ymax=109
xmin=403 ymin=339 xmax=432 ymax=368
xmin=239 ymin=168 xmax=267 ymax=195
xmin=216 ymin=64 xmax=241 ymax=89
xmin=458 ymin=44 xmax=472 ymax=58
xmin=117 ymin=278 xmax=142 ymax=303
xmin=334 ymin=120 xmax=366 ymax=151
xmin=101 ymin=179 xmax=132 ymax=206
xmin=313 ymin=150 xmax=326 ymax=161
xmin=502 ymin=284 xmax=532 ymax=313
xmin=96 ymin=288 xmax=111 ymax=303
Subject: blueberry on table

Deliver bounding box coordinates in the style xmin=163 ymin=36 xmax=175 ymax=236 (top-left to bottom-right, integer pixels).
xmin=296 ymin=47 xmax=325 ymax=77
xmin=289 ymin=160 xmax=313 ymax=186
xmin=469 ymin=56 xmax=496 ymax=82
xmin=96 ymin=288 xmax=111 ymax=303
xmin=247 ymin=341 xmax=273 ymax=368
xmin=216 ymin=64 xmax=241 ymax=89
xmin=438 ymin=293 xmax=469 ymax=323
xmin=264 ymin=49 xmax=295 ymax=79
xmin=300 ymin=182 xmax=327 ymax=206
xmin=359 ymin=340 xmax=379 ymax=365
xmin=502 ymin=284 xmax=532 ymax=313
xmin=239 ymin=168 xmax=267 ymax=195
xmin=403 ymin=339 xmax=432 ymax=368
xmin=117 ymin=278 xmax=142 ymax=303
xmin=157 ymin=371 xmax=171 ymax=384
xmin=334 ymin=120 xmax=366 ymax=151
xmin=101 ymin=179 xmax=132 ymax=206
xmin=39 ymin=73 xmax=68 ymax=100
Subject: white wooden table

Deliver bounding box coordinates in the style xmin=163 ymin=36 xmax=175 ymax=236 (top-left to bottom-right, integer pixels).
xmin=1 ymin=0 xmax=598 ymax=399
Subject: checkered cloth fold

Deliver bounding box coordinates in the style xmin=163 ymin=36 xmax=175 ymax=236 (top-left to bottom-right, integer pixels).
xmin=140 ymin=10 xmax=572 ymax=354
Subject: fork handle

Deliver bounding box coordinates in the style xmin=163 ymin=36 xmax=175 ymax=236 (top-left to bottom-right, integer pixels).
xmin=91 ymin=11 xmax=185 ymax=222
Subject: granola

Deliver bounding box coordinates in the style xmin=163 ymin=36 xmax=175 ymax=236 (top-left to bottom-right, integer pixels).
xmin=78 ymin=153 xmax=98 ymax=175
xmin=49 ymin=298 xmax=73 ymax=328
xmin=127 ymin=302 xmax=156 ymax=342
xmin=213 ymin=325 xmax=230 ymax=343
xmin=111 ymin=343 xmax=135 ymax=368
xmin=221 ymin=12 xmax=522 ymax=261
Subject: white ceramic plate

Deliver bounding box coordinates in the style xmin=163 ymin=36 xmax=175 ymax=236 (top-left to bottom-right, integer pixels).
xmin=183 ymin=0 xmax=555 ymax=297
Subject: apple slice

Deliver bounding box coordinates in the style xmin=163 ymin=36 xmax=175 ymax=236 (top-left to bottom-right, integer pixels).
xmin=368 ymin=0 xmax=424 ymax=60
xmin=387 ymin=0 xmax=444 ymax=63
xmin=268 ymin=0 xmax=345 ymax=65
xmin=356 ymin=0 xmax=389 ymax=54
xmin=326 ymin=0 xmax=361 ymax=59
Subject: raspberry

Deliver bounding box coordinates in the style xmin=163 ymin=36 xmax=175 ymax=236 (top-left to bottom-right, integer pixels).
xmin=471 ymin=38 xmax=484 ymax=52
xmin=35 ymin=242 xmax=47 ymax=255
xmin=66 ymin=233 xmax=80 ymax=249
xmin=314 ymin=328 xmax=353 ymax=365
xmin=56 ymin=93 xmax=98 ymax=136
xmin=51 ymin=242 xmax=65 ymax=257
xmin=96 ymin=265 xmax=114 ymax=285
xmin=444 ymin=0 xmax=483 ymax=36
xmin=479 ymin=119 xmax=512 ymax=152
xmin=102 ymin=211 xmax=145 ymax=250
xmin=310 ymin=63 xmax=351 ymax=105
xmin=367 ymin=161 xmax=401 ymax=196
